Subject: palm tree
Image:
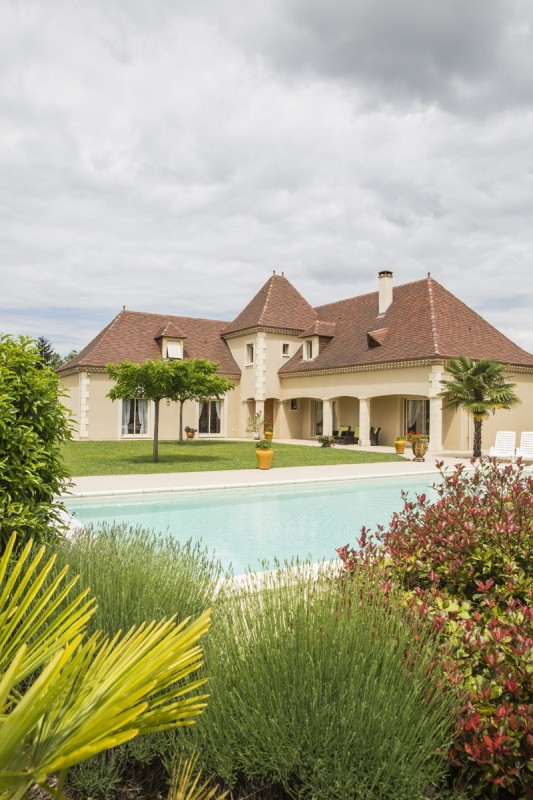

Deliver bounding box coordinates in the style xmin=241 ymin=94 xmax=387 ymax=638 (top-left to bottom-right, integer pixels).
xmin=438 ymin=356 xmax=520 ymax=459
xmin=0 ymin=533 xmax=212 ymax=799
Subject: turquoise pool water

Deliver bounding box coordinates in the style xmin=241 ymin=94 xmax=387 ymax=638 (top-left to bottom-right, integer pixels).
xmin=66 ymin=476 xmax=438 ymax=574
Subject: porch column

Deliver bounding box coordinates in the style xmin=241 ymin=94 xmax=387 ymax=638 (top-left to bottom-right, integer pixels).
xmin=323 ymin=399 xmax=333 ymax=436
xmin=359 ymin=398 xmax=371 ymax=447
xmin=428 ymin=365 xmax=444 ymax=453
xmin=428 ymin=398 xmax=443 ymax=453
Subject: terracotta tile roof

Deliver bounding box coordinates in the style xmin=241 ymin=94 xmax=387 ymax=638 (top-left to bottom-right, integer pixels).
xmin=154 ymin=322 xmax=188 ymax=339
xmin=58 ymin=310 xmax=240 ymax=375
xmin=279 ymin=276 xmax=533 ymax=374
xmin=222 ymin=273 xmax=317 ymax=336
xmin=300 ymin=320 xmax=337 ymax=338
xmin=366 ymin=327 xmax=388 ymax=347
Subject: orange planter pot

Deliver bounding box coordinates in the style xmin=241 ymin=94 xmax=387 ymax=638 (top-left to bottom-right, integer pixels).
xmin=256 ymin=449 xmax=274 ymax=469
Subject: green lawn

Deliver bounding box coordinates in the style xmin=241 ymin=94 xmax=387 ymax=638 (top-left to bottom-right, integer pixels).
xmin=63 ymin=439 xmax=405 ymax=476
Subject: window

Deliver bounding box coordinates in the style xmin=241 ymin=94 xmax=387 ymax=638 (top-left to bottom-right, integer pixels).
xmin=314 ymin=400 xmax=323 ymax=436
xmin=246 ymin=343 xmax=254 ymax=365
xmin=290 ymin=399 xmax=298 ymax=411
xmin=282 ymin=343 xmax=290 ymax=357
xmin=122 ymin=399 xmax=148 ymax=435
xmin=166 ymin=342 xmax=182 ymax=360
xmin=404 ymin=399 xmax=430 ymax=436
xmin=199 ymin=400 xmax=222 ymax=434
xmin=305 ymin=340 xmax=313 ymax=360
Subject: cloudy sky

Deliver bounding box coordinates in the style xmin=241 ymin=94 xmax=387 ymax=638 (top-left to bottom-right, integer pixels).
xmin=1 ymin=0 xmax=532 ymax=356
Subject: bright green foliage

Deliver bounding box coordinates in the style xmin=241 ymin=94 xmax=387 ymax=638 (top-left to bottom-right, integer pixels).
xmin=167 ymin=359 xmax=234 ymax=442
xmin=438 ymin=356 xmax=520 ymax=458
xmin=190 ymin=564 xmax=459 ymax=800
xmin=106 ymin=358 xmax=234 ymax=460
xmin=0 ymin=334 xmax=72 ymax=551
xmin=0 ymin=533 xmax=211 ymax=800
xmin=107 ymin=359 xmax=174 ymax=462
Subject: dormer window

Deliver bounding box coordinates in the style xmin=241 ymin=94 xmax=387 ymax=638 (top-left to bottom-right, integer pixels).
xmin=155 ymin=324 xmax=187 ymax=360
xmin=303 ymin=338 xmax=317 ymax=361
xmin=166 ymin=342 xmax=183 ymax=360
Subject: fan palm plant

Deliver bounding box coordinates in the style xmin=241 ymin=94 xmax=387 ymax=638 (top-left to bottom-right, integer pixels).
xmin=0 ymin=533 xmax=211 ymax=800
xmin=438 ymin=356 xmax=520 ymax=458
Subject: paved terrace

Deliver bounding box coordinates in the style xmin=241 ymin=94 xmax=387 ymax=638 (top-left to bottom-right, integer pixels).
xmin=70 ymin=440 xmax=474 ymax=497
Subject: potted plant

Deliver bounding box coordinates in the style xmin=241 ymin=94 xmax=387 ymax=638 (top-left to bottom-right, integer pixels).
xmin=264 ymin=425 xmax=273 ymax=442
xmin=255 ymin=438 xmax=274 ymax=469
xmin=246 ymin=411 xmax=264 ymax=440
xmin=394 ymin=434 xmax=406 ymax=454
xmin=184 ymin=426 xmax=197 ymax=439
xmin=405 ymin=431 xmax=429 ymax=461
xmin=318 ymin=434 xmax=335 ymax=447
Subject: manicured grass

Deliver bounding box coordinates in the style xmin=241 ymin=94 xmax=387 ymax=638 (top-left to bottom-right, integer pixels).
xmin=63 ymin=439 xmax=405 ymax=476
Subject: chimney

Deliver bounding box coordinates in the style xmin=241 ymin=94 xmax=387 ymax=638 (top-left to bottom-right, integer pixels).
xmin=378 ymin=270 xmax=393 ymax=315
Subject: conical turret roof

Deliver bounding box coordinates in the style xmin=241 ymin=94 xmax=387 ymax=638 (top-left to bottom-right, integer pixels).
xmin=222 ymin=273 xmax=317 ymax=336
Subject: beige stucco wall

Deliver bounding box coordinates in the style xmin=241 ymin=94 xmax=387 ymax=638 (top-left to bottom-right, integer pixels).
xmin=60 ymin=373 xmax=80 ymax=438
xmin=263 ymin=334 xmax=301 ymax=398
xmin=60 ymin=349 xmax=533 ymax=449
xmin=277 ymin=365 xmax=434 ymax=444
xmin=474 ymin=372 xmax=533 ymax=454
xmin=86 ymin=373 xmax=120 ymax=439
xmin=227 ymin=332 xmax=301 ymax=401
xmin=60 ymin=370 xmax=239 ymax=441
xmin=279 ymin=365 xmax=432 ymax=401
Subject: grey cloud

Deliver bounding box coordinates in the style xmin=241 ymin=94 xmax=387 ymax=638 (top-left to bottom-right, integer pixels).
xmin=212 ymin=0 xmax=533 ymax=113
xmin=1 ymin=0 xmax=533 ymax=354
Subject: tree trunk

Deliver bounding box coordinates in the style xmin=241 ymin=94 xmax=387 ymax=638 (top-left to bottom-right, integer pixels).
xmin=473 ymin=418 xmax=483 ymax=459
xmin=153 ymin=400 xmax=160 ymax=462
xmin=179 ymin=400 xmax=185 ymax=442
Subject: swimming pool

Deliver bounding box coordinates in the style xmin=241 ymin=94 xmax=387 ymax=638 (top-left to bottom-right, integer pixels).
xmin=66 ymin=475 xmax=438 ymax=574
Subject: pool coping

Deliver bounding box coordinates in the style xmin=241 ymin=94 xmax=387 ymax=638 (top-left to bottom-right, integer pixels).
xmin=64 ymin=456 xmax=472 ymax=499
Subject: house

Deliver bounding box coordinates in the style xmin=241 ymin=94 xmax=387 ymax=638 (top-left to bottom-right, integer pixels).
xmin=58 ymin=271 xmax=533 ymax=452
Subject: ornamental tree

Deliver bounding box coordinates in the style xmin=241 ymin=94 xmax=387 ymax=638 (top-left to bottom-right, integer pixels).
xmin=0 ymin=335 xmax=72 ymax=552
xmin=106 ymin=358 xmax=234 ymax=459
xmin=167 ymin=360 xmax=234 ymax=442
xmin=107 ymin=359 xmax=173 ymax=462
xmin=438 ymin=356 xmax=520 ymax=458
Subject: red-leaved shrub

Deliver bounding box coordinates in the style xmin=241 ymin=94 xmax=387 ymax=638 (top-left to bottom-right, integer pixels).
xmin=337 ymin=459 xmax=533 ymax=799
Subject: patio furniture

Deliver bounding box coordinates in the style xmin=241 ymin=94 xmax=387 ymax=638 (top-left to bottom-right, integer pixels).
xmin=334 ymin=426 xmax=351 ymax=443
xmin=341 ymin=432 xmax=356 ymax=445
xmin=488 ymin=431 xmax=516 ymax=462
xmin=370 ymin=426 xmax=381 ymax=446
xmin=516 ymin=431 xmax=533 ymax=461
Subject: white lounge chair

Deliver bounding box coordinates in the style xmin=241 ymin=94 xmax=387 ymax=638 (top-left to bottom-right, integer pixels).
xmin=488 ymin=431 xmax=516 ymax=462
xmin=516 ymin=431 xmax=533 ymax=461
